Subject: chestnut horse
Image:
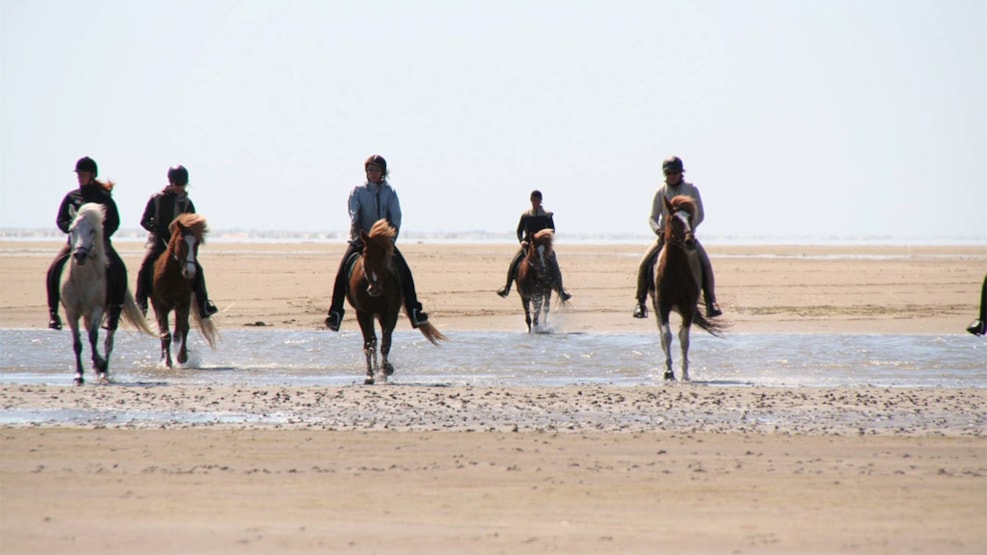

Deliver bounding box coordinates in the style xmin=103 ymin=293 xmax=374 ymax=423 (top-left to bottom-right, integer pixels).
xmin=516 ymin=229 xmax=557 ymax=333
xmin=60 ymin=203 xmax=153 ymax=385
xmin=652 ymin=195 xmax=725 ymax=381
xmin=151 ymin=213 xmax=218 ymax=367
xmin=347 ymin=219 xmax=446 ymax=384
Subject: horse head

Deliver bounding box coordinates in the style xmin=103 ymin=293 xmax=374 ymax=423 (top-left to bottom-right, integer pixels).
xmin=359 ymin=219 xmax=397 ymax=298
xmin=169 ymin=214 xmax=208 ymax=281
xmin=663 ymin=195 xmax=696 ymax=249
xmin=526 ymin=229 xmax=555 ymax=271
xmin=68 ymin=203 xmax=105 ymax=265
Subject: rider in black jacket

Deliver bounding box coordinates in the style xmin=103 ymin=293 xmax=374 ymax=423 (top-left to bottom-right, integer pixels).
xmin=495 ymin=190 xmax=571 ymax=301
xmin=46 ymin=157 xmax=128 ymax=330
xmin=134 ymin=165 xmax=218 ymax=318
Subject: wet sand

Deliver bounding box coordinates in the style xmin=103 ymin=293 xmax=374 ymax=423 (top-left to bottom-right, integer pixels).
xmin=1 ymin=241 xmax=985 ymax=553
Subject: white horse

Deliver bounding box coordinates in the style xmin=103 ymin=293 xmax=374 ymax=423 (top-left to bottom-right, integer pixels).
xmin=61 ymin=203 xmax=153 ymax=385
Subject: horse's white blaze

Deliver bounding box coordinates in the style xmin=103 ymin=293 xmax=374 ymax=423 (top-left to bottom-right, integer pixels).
xmin=674 ymin=210 xmax=692 ymax=231
xmin=183 ymin=235 xmax=198 ymax=279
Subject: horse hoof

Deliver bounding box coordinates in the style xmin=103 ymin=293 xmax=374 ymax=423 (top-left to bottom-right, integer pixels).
xmin=382 ymin=363 xmax=395 ymax=376
xmin=97 ymin=373 xmax=110 ymax=385
xmin=74 ymin=376 xmax=84 ymax=386
xmin=663 ymin=371 xmax=675 ymax=381
xmin=364 ymin=377 xmax=375 ymax=385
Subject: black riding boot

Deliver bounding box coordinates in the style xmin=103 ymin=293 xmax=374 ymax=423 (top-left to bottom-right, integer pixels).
xmin=101 ymin=245 xmax=128 ymax=330
xmin=326 ymin=243 xmax=361 ymax=331
xmin=697 ymin=243 xmax=721 ymax=318
xmin=497 ymin=249 xmax=524 ymax=298
xmin=549 ymin=256 xmax=571 ymax=301
xmin=192 ymin=266 xmax=217 ymax=317
xmin=46 ymin=246 xmax=71 ymax=329
xmin=396 ymin=249 xmax=428 ymax=327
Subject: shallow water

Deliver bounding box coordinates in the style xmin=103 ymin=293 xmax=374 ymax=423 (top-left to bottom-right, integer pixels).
xmin=1 ymin=329 xmax=983 ymax=388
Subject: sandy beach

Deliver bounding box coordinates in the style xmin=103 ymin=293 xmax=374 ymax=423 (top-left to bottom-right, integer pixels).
xmin=1 ymin=241 xmax=985 ymax=554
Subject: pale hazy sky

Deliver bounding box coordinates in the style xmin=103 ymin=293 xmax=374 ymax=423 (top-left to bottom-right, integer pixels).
xmin=2 ymin=0 xmax=985 ymax=242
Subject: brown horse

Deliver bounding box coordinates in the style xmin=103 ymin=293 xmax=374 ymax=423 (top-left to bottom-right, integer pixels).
xmin=516 ymin=229 xmax=557 ymax=333
xmin=652 ymin=195 xmax=725 ymax=380
xmin=151 ymin=213 xmax=218 ymax=367
xmin=347 ymin=219 xmax=446 ymax=384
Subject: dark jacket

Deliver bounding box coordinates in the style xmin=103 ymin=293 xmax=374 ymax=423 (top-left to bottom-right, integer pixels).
xmin=140 ymin=189 xmax=196 ymax=245
xmin=56 ymin=183 xmax=120 ymax=240
xmin=515 ymin=208 xmax=556 ymax=243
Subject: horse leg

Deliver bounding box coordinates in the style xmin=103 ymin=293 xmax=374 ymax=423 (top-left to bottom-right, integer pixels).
xmin=531 ymin=295 xmax=542 ymax=331
xmin=86 ymin=315 xmax=108 ymax=382
xmin=380 ymin=325 xmax=394 ymax=381
xmin=100 ymin=326 xmax=115 ymax=384
xmin=678 ymin=324 xmax=691 ymax=382
xmin=176 ymin=308 xmax=190 ymax=365
xmin=68 ymin=319 xmax=85 ymax=386
xmin=542 ymin=292 xmax=551 ymax=329
xmin=357 ymin=313 xmax=377 ymax=384
xmin=657 ymin=308 xmax=675 ymax=381
xmin=521 ymin=295 xmax=532 ymax=333
xmin=155 ymin=308 xmax=173 ymax=368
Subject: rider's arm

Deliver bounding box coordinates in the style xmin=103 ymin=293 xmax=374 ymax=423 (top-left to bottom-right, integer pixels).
xmin=102 ymin=198 xmax=121 ymax=238
xmin=691 ymin=186 xmax=705 ymax=229
xmin=55 ymin=194 xmax=75 ymax=234
xmin=516 ymin=214 xmax=526 ymax=243
xmin=648 ymin=190 xmax=664 ymax=236
xmin=140 ymin=196 xmax=157 ymax=232
xmin=387 ymin=188 xmax=402 ymax=241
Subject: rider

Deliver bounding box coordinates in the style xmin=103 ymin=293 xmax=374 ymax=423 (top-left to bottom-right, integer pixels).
xmin=496 ymin=190 xmax=572 ymax=301
xmin=325 ymin=154 xmax=429 ymax=331
xmin=135 ymin=165 xmax=218 ymax=318
xmin=633 ymin=155 xmax=722 ymax=319
xmin=45 ymin=156 xmax=128 ymax=330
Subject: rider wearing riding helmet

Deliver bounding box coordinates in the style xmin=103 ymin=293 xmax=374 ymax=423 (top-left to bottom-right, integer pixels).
xmin=134 ymin=165 xmax=218 ymax=318
xmin=496 ymin=189 xmax=572 ymax=301
xmin=325 ymin=155 xmax=429 ymax=331
xmin=45 ymin=156 xmax=128 ymax=330
xmin=633 ymin=155 xmax=722 ymax=319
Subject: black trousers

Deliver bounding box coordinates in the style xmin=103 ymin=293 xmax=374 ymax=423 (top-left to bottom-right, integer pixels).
xmin=329 ymin=241 xmax=421 ymax=314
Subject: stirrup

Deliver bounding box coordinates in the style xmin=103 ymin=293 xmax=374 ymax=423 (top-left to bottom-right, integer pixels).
xmin=325 ymin=310 xmax=343 ymax=332
xmin=706 ymin=301 xmax=723 ymax=318
xmin=48 ymin=312 xmax=62 ymax=330
xmin=496 ymin=285 xmax=510 ymax=298
xmin=558 ymin=289 xmax=572 ymax=302
xmin=201 ymin=300 xmax=218 ymax=318
xmin=632 ymin=302 xmax=647 ymax=319
xmin=968 ymin=319 xmax=986 ymax=336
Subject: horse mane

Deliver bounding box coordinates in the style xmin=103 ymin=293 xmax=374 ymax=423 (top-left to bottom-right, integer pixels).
xmin=169 ymin=213 xmax=209 ymax=244
xmin=669 ymin=195 xmax=697 ymax=216
xmin=367 ymin=219 xmax=396 ymax=254
xmin=531 ymin=228 xmax=554 ymax=255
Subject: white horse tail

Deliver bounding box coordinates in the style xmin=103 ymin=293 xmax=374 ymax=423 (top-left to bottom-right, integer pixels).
xmin=120 ymin=289 xmax=156 ymax=336
xmin=191 ymin=293 xmax=220 ymax=349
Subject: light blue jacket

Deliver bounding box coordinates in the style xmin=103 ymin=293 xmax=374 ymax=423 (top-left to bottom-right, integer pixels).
xmin=348 ymin=180 xmax=402 ymax=242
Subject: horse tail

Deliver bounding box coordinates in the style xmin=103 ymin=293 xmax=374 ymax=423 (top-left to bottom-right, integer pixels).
xmin=120 ymin=289 xmax=156 ymax=336
xmin=416 ymin=321 xmax=447 ymax=346
xmin=692 ymin=310 xmax=729 ymax=338
xmin=191 ymin=293 xmax=220 ymax=349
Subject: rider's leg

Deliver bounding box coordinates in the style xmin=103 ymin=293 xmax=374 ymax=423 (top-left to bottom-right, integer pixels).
xmin=135 ymin=244 xmax=163 ymax=315
xmin=633 ymin=239 xmax=662 ymax=318
xmin=395 ymin=247 xmax=428 ymax=327
xmin=192 ymin=262 xmax=218 ymax=317
xmin=496 ymin=248 xmax=525 ymax=297
xmin=967 ymin=273 xmax=987 ymax=336
xmin=548 ymin=252 xmax=572 ymax=301
xmin=46 ymin=244 xmax=72 ymax=329
xmin=102 ymin=245 xmax=128 ymax=330
xmin=326 ymin=242 xmax=361 ymax=331
xmin=696 ymin=240 xmax=722 ymax=317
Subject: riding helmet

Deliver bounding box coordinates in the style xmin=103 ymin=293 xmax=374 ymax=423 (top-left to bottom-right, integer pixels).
xmin=74 ymin=156 xmax=98 ymax=175
xmin=365 ymin=154 xmax=387 ymax=173
xmin=167 ymin=165 xmax=189 ymax=185
xmin=661 ymin=156 xmax=685 ymax=175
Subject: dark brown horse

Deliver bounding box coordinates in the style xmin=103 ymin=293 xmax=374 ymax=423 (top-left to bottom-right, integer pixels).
xmin=516 ymin=229 xmax=557 ymax=333
xmin=347 ymin=219 xmax=446 ymax=384
xmin=151 ymin=213 xmax=218 ymax=367
xmin=652 ymin=195 xmax=725 ymax=380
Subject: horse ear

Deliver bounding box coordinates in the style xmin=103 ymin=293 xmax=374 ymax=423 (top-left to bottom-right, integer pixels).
xmin=663 ymin=195 xmax=674 ymax=212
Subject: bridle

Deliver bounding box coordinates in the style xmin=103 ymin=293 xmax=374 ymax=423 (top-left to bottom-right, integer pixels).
xmin=664 ymin=208 xmax=696 ymax=250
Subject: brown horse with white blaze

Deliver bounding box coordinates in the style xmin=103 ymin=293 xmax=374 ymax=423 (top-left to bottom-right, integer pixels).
xmin=151 ymin=213 xmax=218 ymax=367
xmin=516 ymin=228 xmax=558 ymax=333
xmin=652 ymin=195 xmax=726 ymax=381
xmin=346 ymin=219 xmax=446 ymax=384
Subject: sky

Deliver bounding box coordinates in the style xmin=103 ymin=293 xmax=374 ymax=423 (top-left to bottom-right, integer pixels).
xmin=1 ymin=0 xmax=985 ymax=243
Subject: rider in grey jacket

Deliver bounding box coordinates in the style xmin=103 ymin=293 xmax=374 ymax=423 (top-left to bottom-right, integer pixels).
xmin=325 ymin=155 xmax=428 ymax=331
